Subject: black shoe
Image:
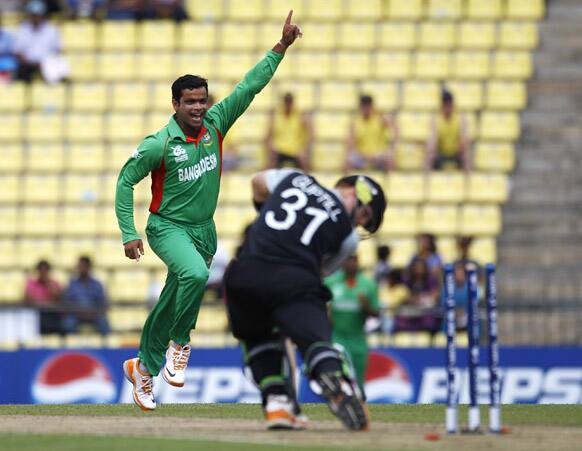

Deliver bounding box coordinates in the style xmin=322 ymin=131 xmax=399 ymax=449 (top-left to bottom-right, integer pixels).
xmin=318 ymin=372 xmax=369 ymax=431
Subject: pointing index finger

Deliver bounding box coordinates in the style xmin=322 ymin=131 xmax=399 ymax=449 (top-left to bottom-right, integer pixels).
xmin=285 ymin=9 xmax=293 ymax=25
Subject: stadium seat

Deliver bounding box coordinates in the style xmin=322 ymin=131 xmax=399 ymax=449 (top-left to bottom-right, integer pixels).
xmin=136 ymin=52 xmax=176 ymax=81
xmin=106 ymin=113 xmax=146 ymax=142
xmin=62 ymin=21 xmax=97 ymax=51
xmin=499 ymin=21 xmax=540 ymax=49
xmin=247 ymin=83 xmax=275 ymax=112
xmin=427 ymin=0 xmax=462 ymax=20
xmin=374 ymin=51 xmax=412 ymax=79
xmin=62 ymin=206 xmax=99 ymax=236
xmin=383 ymin=237 xmax=416 ymax=268
xmin=446 ymin=81 xmax=484 ymax=111
xmin=107 ymin=145 xmax=135 ymax=171
xmin=223 ymin=173 xmax=253 ymax=204
xmin=436 ymin=236 xmax=456 ymax=263
xmin=466 ymin=0 xmax=502 ymax=19
xmin=95 ymin=238 xmax=127 ymax=268
xmin=298 ymin=23 xmax=337 ymax=50
xmin=357 ymin=237 xmax=377 ymax=269
xmin=393 ymin=332 xmax=432 ymax=347
xmin=145 ymin=112 xmax=173 ymax=135
xmin=100 ymin=21 xmax=137 ymax=51
xmin=110 ymin=82 xmax=149 ymax=113
xmin=21 ymin=206 xmax=59 ymax=237
xmin=426 ymin=171 xmax=466 ymax=203
xmin=338 ymin=23 xmax=377 ymax=50
xmin=185 ymin=0 xmax=224 ymax=20
xmin=402 ymin=81 xmax=440 ymax=111
xmin=386 ymin=0 xmax=423 ymax=19
xmin=473 ymin=142 xmax=515 ymax=172
xmin=0 ymin=239 xmax=17 ymax=268
xmin=394 ymin=142 xmax=424 ymax=170
xmin=0 ymin=271 xmax=25 ymax=303
xmin=0 ymin=83 xmax=26 ymax=112
xmin=227 ymin=0 xmax=264 ymax=20
xmin=66 ymin=113 xmax=105 ymax=142
xmin=98 ymin=205 xmax=121 ymax=237
xmin=24 ymin=112 xmax=64 ymax=143
xmin=397 ymin=112 xmax=432 ymax=142
xmin=62 ymin=174 xmax=101 ymax=203
xmin=0 ymin=114 xmax=23 ymax=141
xmin=492 ymin=51 xmax=533 ymax=79
xmin=386 ymin=172 xmax=425 ymax=203
xmin=0 ymin=206 xmax=18 ymax=236
xmin=452 ymin=51 xmax=491 ymax=80
xmin=197 ymin=308 xmax=229 ymax=333
xmin=479 ymin=112 xmax=520 ymax=141
xmin=30 ymin=82 xmax=67 ymax=111
xmin=1 ymin=145 xmax=24 ymax=173
xmin=229 ymin=112 xmax=268 ymax=142
xmin=378 ymin=23 xmax=417 ymax=49
xmin=313 ymin=112 xmax=350 ymax=141
xmin=413 ymin=51 xmax=450 ymax=79
xmin=319 ymin=81 xmax=358 ymax=111
xmin=467 ymin=173 xmax=509 ymax=203
xmin=66 ymin=52 xmax=96 ymax=81
xmin=304 ymin=0 xmax=344 ymax=21
xmin=276 ymin=81 xmax=316 ymax=111
xmin=27 ymin=144 xmax=65 ymax=173
xmin=506 ymin=0 xmax=545 ymax=20
xmin=486 ymin=81 xmax=527 ymax=110
xmin=266 ymin=0 xmax=306 ymax=20
xmin=219 ymin=23 xmax=258 ymax=51
xmin=360 ymin=81 xmax=399 ymax=111
xmin=109 ymin=269 xmax=150 ymax=302
xmin=294 ymin=53 xmax=333 ymax=81
xmin=419 ymin=22 xmax=457 ymax=49
xmin=59 ymin=238 xmax=96 ymax=268
xmin=420 ymin=204 xmax=459 ymax=235
xmin=460 ymin=204 xmax=501 ymax=236
xmin=22 ymin=175 xmax=60 ymax=204
xmin=459 ymin=22 xmax=497 ymax=49
xmin=469 ymin=237 xmax=497 ymax=264
xmin=215 ymin=206 xmax=256 ymax=238
xmin=178 ymin=22 xmax=217 ymax=51
xmin=70 ymin=82 xmax=109 ymax=112
xmin=177 ymin=52 xmax=216 ymax=80
xmin=0 ymin=175 xmax=20 ymax=204
xmin=109 ymin=307 xmax=149 ymax=332
xmin=346 ymin=0 xmax=382 ymax=19
xmin=312 ymin=143 xmax=345 ymax=172
xmin=379 ymin=204 xmax=419 ymax=236
xmin=216 ymin=52 xmax=255 ymax=81
xmin=98 ymin=53 xmax=137 ymax=81
xmin=140 ymin=21 xmax=176 ymax=51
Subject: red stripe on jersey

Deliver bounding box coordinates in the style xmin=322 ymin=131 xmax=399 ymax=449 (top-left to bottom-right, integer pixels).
xmin=149 ymin=159 xmax=166 ymax=213
xmin=185 ymin=126 xmax=207 ymax=145
xmin=215 ymin=128 xmax=223 ymax=178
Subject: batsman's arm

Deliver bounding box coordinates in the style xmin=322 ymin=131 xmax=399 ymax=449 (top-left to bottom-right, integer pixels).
xmin=321 ymin=230 xmax=359 ymax=276
xmin=251 ymin=168 xmax=300 ymax=211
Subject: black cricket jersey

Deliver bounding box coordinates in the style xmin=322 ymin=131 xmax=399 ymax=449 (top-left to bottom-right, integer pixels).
xmin=240 ymin=172 xmax=354 ymax=274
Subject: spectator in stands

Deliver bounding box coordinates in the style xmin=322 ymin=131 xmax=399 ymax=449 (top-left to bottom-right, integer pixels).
xmin=143 ymin=0 xmax=187 ymax=21
xmin=65 ymin=0 xmax=106 ymax=19
xmin=409 ymin=233 xmax=443 ymax=282
xmin=24 ymin=259 xmax=64 ymax=335
xmin=106 ymin=0 xmax=143 ymax=19
xmin=13 ymin=0 xmax=65 ymax=83
xmin=345 ymin=94 xmax=398 ymax=172
xmin=62 ymin=256 xmax=110 ymax=336
xmin=426 ymin=90 xmax=471 ymax=172
xmin=0 ymin=14 xmax=17 ymax=82
xmin=373 ymin=244 xmax=391 ymax=284
xmin=265 ymin=92 xmax=313 ymax=171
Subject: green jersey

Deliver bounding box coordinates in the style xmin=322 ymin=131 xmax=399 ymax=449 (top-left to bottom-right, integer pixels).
xmin=115 ymin=50 xmax=284 ymax=244
xmin=326 ymin=270 xmax=379 ymax=344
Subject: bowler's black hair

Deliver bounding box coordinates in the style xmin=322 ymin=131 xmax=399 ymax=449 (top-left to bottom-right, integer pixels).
xmin=172 ymin=75 xmax=208 ymax=102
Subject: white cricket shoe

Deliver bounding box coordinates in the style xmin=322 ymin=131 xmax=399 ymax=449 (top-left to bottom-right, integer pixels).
xmin=162 ymin=341 xmax=191 ymax=387
xmin=264 ymin=394 xmax=308 ymax=430
xmin=123 ymin=358 xmax=156 ymax=412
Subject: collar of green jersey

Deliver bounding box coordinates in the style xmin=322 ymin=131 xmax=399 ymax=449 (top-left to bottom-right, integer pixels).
xmin=167 ymin=115 xmax=188 ymax=141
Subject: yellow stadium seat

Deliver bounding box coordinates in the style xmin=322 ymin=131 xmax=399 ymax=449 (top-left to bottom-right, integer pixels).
xmin=466 ymin=0 xmax=502 ymax=19
xmin=178 ymin=22 xmax=217 ymax=51
xmin=215 ymin=206 xmax=256 ymax=238
xmin=145 ymin=112 xmax=172 ymax=135
xmin=30 ymin=82 xmax=67 ymax=111
xmin=0 ymin=114 xmax=22 ymax=141
xmin=374 ymin=52 xmax=412 ymax=79
xmin=294 ymin=53 xmax=332 ymax=80
xmin=297 ymin=23 xmax=336 ymax=51
xmin=0 ymin=206 xmax=18 ymax=236
xmin=469 ymin=237 xmax=497 ymax=264
xmin=27 ymin=144 xmax=65 ymax=173
xmin=62 ymin=174 xmax=101 ymax=203
xmin=0 ymin=175 xmax=20 ymax=204
xmin=499 ymin=21 xmax=539 ymax=49
xmin=313 ymin=112 xmax=350 ymax=141
xmin=216 ymin=52 xmax=255 ymax=81
xmin=95 ymin=238 xmax=125 ymax=268
xmin=70 ymin=82 xmax=109 ymax=112
xmin=227 ymin=0 xmax=264 ymax=21
xmin=402 ymin=81 xmax=440 ymax=111
xmin=338 ymin=23 xmax=376 ymax=50
xmin=22 ymin=175 xmax=60 ymax=203
xmin=247 ymin=83 xmax=274 ymax=112
xmin=21 ymin=206 xmax=58 ymax=237
xmin=413 ymin=51 xmax=450 ymax=80
xmin=0 ymin=271 xmax=25 ymax=302
xmin=479 ymin=112 xmax=520 ymax=141
xmin=266 ymin=0 xmax=305 ymax=20
xmin=0 ymin=239 xmax=17 ymax=268
xmin=66 ymin=52 xmax=96 ymax=81
xmin=109 ymin=269 xmax=150 ymax=303
xmin=378 ymin=23 xmax=417 ymax=49
xmin=436 ymin=236 xmax=456 ymax=263
xmin=460 ymin=205 xmax=501 ymax=235
xmin=452 ymin=51 xmax=491 ymax=80
xmin=346 ymin=0 xmax=381 ymax=19
xmin=257 ymin=22 xmax=284 ymax=48
xmin=0 ymin=145 xmax=24 ymax=172
xmin=459 ymin=22 xmax=496 ymax=49
xmin=426 ymin=171 xmax=466 ymax=203
xmin=506 ymin=0 xmax=545 ymax=20
xmin=98 ymin=205 xmax=121 ymax=236
xmin=0 ymin=83 xmax=27 ymax=112
xmin=387 ymin=172 xmax=425 ymax=203
xmin=468 ymin=173 xmax=509 ymax=203
xmin=384 ymin=237 xmax=416 ymax=268
xmin=420 ymin=205 xmax=459 ymax=235
xmin=109 ymin=307 xmax=149 ymax=332
xmin=186 ymin=0 xmax=224 ymax=20
xmin=304 ymin=0 xmax=344 ymax=21
xmin=66 ymin=113 xmax=104 ymax=142
xmin=107 ymin=145 xmax=135 ymax=171
xmin=360 ymin=81 xmax=398 ymax=111
xmin=25 ymin=112 xmax=64 ymax=142
xmin=312 ymin=143 xmax=345 ymax=172
xmin=100 ymin=21 xmax=137 ymax=51
xmin=486 ymin=81 xmax=527 ymax=110
xmin=62 ymin=21 xmax=97 ymax=51
xmin=106 ymin=113 xmax=146 ymax=142
xmin=319 ymin=81 xmax=358 ymax=111
xmin=386 ymin=0 xmax=423 ymax=19
xmin=62 ymin=206 xmax=98 ymax=236
xmin=220 ymin=23 xmax=258 ymax=51
xmin=419 ymin=22 xmax=457 ymax=49
xmin=379 ymin=204 xmax=419 ymax=236
xmin=393 ymin=332 xmax=432 ymax=347
xmin=357 ymin=237 xmax=377 ymax=269
xmin=394 ymin=142 xmax=424 ymax=170
xmin=222 ymin=173 xmax=252 ymax=204
xmin=140 ymin=21 xmax=176 ymax=51
xmin=110 ymin=82 xmax=148 ymax=113
xmin=102 ymin=173 xmax=118 ymax=203
xmin=276 ymin=81 xmax=317 ymax=111
xmin=176 ymin=52 xmax=216 ymax=80
xmin=474 ymin=142 xmax=515 ymax=172
xmin=67 ymin=144 xmax=106 ymax=173
xmin=397 ymin=112 xmax=431 ymax=142
xmin=446 ymin=81 xmax=483 ymax=111
xmin=492 ymin=51 xmax=533 ymax=79
xmin=136 ymin=52 xmax=175 ymax=81
xmin=229 ymin=112 xmax=268 ymax=142
xmin=427 ymin=0 xmax=462 ymax=19
xmin=98 ymin=53 xmax=136 ymax=81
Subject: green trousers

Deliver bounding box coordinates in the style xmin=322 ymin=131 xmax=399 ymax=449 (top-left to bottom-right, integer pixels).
xmin=333 ymin=334 xmax=368 ymax=393
xmin=139 ymin=213 xmax=217 ymax=375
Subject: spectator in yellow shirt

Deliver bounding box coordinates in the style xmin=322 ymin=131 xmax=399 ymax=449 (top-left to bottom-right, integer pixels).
xmin=346 ymin=95 xmax=398 ymax=172
xmin=265 ymin=92 xmax=313 ymax=170
xmin=426 ymin=90 xmax=471 ymax=171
